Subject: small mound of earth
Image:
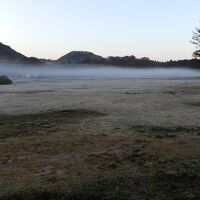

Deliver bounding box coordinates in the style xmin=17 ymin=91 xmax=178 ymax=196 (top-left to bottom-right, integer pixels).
xmin=0 ymin=76 xmax=13 ymax=85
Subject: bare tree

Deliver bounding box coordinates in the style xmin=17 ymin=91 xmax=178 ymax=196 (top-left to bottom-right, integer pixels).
xmin=191 ymin=23 xmax=200 ymax=58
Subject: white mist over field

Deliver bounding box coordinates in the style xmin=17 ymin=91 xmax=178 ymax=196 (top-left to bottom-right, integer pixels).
xmin=0 ymin=63 xmax=200 ymax=82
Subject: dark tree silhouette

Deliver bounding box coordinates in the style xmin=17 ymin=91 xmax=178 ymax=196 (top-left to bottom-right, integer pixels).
xmin=191 ymin=23 xmax=200 ymax=58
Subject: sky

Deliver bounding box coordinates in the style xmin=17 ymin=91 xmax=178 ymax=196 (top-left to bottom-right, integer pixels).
xmin=0 ymin=0 xmax=200 ymax=61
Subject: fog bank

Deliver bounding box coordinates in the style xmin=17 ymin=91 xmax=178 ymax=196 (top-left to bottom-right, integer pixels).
xmin=0 ymin=63 xmax=200 ymax=83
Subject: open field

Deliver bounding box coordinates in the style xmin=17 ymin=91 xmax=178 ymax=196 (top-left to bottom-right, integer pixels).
xmin=0 ymin=77 xmax=200 ymax=199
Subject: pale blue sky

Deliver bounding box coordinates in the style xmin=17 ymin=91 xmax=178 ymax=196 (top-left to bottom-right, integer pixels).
xmin=0 ymin=0 xmax=199 ymax=61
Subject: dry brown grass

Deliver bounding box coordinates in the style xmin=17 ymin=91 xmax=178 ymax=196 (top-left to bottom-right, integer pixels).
xmin=0 ymin=109 xmax=200 ymax=199
xmin=172 ymin=85 xmax=200 ymax=94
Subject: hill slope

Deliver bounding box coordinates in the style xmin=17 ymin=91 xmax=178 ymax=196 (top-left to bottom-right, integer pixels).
xmin=57 ymin=51 xmax=106 ymax=64
xmin=0 ymin=42 xmax=25 ymax=61
xmin=0 ymin=42 xmax=44 ymax=64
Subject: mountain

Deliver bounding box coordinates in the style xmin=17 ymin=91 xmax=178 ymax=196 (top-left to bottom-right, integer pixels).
xmin=0 ymin=42 xmax=44 ymax=64
xmin=57 ymin=51 xmax=106 ymax=64
xmin=0 ymin=42 xmax=25 ymax=61
xmin=0 ymin=42 xmax=199 ymax=67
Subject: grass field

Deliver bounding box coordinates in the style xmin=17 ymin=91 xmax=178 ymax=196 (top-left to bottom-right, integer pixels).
xmin=1 ymin=109 xmax=200 ymax=200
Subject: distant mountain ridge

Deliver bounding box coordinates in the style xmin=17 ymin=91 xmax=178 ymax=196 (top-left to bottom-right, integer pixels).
xmin=57 ymin=51 xmax=199 ymax=68
xmin=0 ymin=42 xmax=199 ymax=67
